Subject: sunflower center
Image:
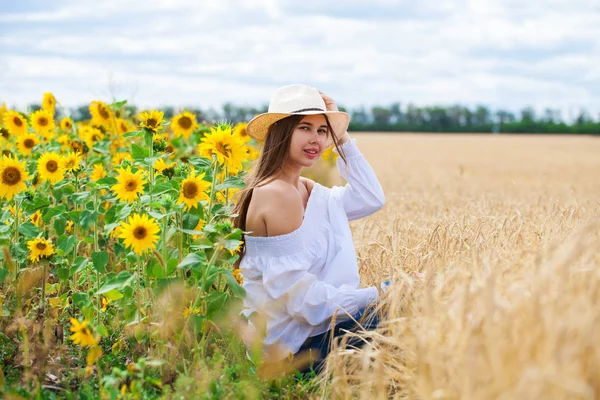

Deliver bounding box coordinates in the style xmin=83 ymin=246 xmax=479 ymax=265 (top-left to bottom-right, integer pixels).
xmin=24 ymin=138 xmax=35 ymax=149
xmin=99 ymin=106 xmax=110 ymax=120
xmin=240 ymin=128 xmax=247 ymax=137
xmin=133 ymin=226 xmax=147 ymax=239
xmin=120 ymin=122 xmax=127 ymax=132
xmin=36 ymin=242 xmax=47 ymax=250
xmin=46 ymin=160 xmax=58 ymax=173
xmin=39 ymin=117 xmax=48 ymax=126
xmin=183 ymin=181 xmax=199 ymax=199
xmin=1 ymin=128 xmax=9 ymax=139
xmin=65 ymin=121 xmax=72 ymax=129
xmin=2 ymin=166 xmax=21 ymax=185
xmin=178 ymin=116 xmax=192 ymax=129
xmin=13 ymin=117 xmax=23 ymax=127
xmin=126 ymin=180 xmax=137 ymax=191
xmin=66 ymin=159 xmax=75 ymax=168
xmin=92 ymin=134 xmax=100 ymax=142
xmin=146 ymin=118 xmax=158 ymax=128
xmin=215 ymin=142 xmax=231 ymax=158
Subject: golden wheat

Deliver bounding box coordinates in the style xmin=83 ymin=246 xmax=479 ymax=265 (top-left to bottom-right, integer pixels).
xmin=317 ymin=133 xmax=600 ymax=399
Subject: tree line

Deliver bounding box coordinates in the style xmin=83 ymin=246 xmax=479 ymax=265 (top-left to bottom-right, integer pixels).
xmin=40 ymin=102 xmax=600 ymax=135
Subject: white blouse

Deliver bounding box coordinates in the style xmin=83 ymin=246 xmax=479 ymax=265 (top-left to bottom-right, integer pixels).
xmin=239 ymin=138 xmax=385 ymax=361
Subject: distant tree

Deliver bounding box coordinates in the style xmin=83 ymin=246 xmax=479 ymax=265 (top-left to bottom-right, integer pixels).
xmin=520 ymin=107 xmax=536 ymax=123
xmin=390 ymin=102 xmax=402 ymax=124
xmin=161 ymin=106 xmax=175 ymax=119
xmin=496 ymin=110 xmax=516 ymax=124
xmin=473 ymin=105 xmax=491 ymax=125
xmin=371 ymin=106 xmax=392 ymax=126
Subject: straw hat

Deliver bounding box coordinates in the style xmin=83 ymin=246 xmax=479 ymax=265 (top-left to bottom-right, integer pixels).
xmin=246 ymin=84 xmax=350 ymax=149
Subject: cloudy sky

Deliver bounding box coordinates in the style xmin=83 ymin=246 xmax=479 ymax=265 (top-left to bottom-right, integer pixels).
xmin=1 ymin=0 xmax=599 ymax=120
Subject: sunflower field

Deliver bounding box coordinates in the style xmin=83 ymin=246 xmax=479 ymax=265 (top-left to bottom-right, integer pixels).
xmin=0 ymin=94 xmax=338 ymax=398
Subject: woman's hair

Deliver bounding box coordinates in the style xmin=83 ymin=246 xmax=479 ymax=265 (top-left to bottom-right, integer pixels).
xmin=232 ymin=114 xmax=348 ymax=267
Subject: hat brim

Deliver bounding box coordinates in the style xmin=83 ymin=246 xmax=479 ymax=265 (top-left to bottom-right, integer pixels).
xmin=246 ymin=110 xmax=350 ymax=149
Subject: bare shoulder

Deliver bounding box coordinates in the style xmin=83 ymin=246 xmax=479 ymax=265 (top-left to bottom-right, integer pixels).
xmin=252 ymin=180 xmax=304 ymax=237
xmin=299 ymin=176 xmax=316 ymax=194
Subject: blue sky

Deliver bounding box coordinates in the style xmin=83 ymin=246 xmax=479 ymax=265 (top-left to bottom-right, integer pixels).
xmin=1 ymin=0 xmax=599 ymax=120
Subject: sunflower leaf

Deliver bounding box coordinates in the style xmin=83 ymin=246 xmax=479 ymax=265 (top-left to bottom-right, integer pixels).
xmin=123 ymin=130 xmax=141 ymax=138
xmin=43 ymin=205 xmax=66 ymax=223
xmin=151 ymin=182 xmax=176 ymax=196
xmin=132 ymin=144 xmax=149 ymax=161
xmin=97 ymin=271 xmax=135 ymax=295
xmin=188 ymin=158 xmax=212 ymax=169
xmin=177 ymin=252 xmax=207 ymax=271
xmin=18 ymin=222 xmax=39 ymax=237
xmin=57 ymin=235 xmax=76 ymax=254
xmin=91 ymin=251 xmax=109 ymax=273
xmin=224 ymin=270 xmax=246 ymax=298
xmin=95 ymin=176 xmax=117 ymax=187
xmin=216 ymin=176 xmax=246 ymax=190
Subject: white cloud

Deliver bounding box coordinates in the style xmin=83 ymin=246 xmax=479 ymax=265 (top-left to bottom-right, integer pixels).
xmin=0 ymin=0 xmax=598 ymax=120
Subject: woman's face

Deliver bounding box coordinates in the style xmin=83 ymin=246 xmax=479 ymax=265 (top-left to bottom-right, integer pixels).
xmin=287 ymin=114 xmax=329 ymax=168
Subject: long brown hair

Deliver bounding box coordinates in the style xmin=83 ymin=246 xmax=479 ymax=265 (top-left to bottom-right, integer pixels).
xmin=232 ymin=114 xmax=348 ymax=267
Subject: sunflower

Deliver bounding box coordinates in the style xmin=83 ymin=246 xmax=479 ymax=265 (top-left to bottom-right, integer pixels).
xmin=66 ymin=220 xmax=74 ymax=233
xmin=233 ymin=122 xmax=250 ymax=143
xmin=42 ymin=92 xmax=56 ymax=114
xmin=192 ymin=218 xmax=205 ymax=240
xmin=0 ymin=155 xmax=30 ymax=200
xmin=60 ymin=117 xmax=73 ymax=131
xmin=27 ymin=237 xmax=55 ymax=262
xmin=90 ymin=164 xmax=107 ymax=182
xmin=112 ymin=152 xmax=133 ymax=167
xmin=111 ymin=166 xmax=147 ymax=203
xmin=153 ymin=158 xmax=176 ymax=175
xmin=118 ymin=213 xmax=160 ymax=255
xmin=138 ymin=110 xmax=164 ymax=132
xmin=30 ymin=109 xmax=55 ymax=139
xmin=177 ymin=167 xmax=211 ymax=211
xmin=30 ymin=210 xmax=42 ymax=227
xmin=3 ymin=111 xmax=28 ymax=136
xmin=171 ymin=111 xmax=198 ymax=139
xmin=71 ymin=140 xmax=87 ymax=155
xmin=115 ymin=118 xmax=130 ymax=135
xmin=69 ymin=318 xmax=97 ymax=347
xmin=80 ymin=126 xmax=105 ymax=149
xmin=89 ymin=101 xmax=113 ymax=129
xmin=232 ymin=268 xmax=244 ymax=285
xmin=321 ymin=147 xmax=339 ymax=164
xmin=197 ymin=125 xmax=249 ymax=174
xmin=62 ymin=151 xmax=82 ymax=173
xmin=110 ymin=136 xmax=126 ymax=154
xmin=37 ymin=152 xmax=65 ymax=183
xmin=183 ymin=307 xmax=200 ymax=318
xmin=245 ymin=145 xmax=260 ymax=161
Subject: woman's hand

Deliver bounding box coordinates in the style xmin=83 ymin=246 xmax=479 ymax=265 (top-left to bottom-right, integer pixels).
xmin=319 ymin=90 xmax=350 ymax=143
xmin=318 ymin=91 xmax=339 ymax=112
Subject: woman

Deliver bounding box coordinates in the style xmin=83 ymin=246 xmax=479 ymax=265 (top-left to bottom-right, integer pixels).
xmin=233 ymin=84 xmax=389 ymax=376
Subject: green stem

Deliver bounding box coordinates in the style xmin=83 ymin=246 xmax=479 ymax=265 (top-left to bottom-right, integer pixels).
xmin=224 ymin=165 xmax=229 ymax=207
xmin=94 ymin=190 xmax=100 ymax=327
xmin=162 ymin=214 xmax=168 ymax=277
xmin=13 ymin=199 xmax=22 ymax=279
xmin=137 ymin=255 xmax=142 ymax=321
xmin=149 ymin=134 xmax=154 ymax=204
xmin=207 ymin=160 xmax=219 ymax=221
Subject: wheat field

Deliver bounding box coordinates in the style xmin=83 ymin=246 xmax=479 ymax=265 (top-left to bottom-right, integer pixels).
xmin=315 ymin=133 xmax=600 ymax=399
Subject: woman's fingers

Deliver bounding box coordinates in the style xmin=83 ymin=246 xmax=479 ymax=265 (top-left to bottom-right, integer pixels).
xmin=318 ymin=91 xmax=338 ymax=111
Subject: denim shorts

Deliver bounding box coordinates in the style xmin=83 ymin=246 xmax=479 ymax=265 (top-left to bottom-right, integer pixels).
xmin=293 ymin=302 xmax=383 ymax=377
